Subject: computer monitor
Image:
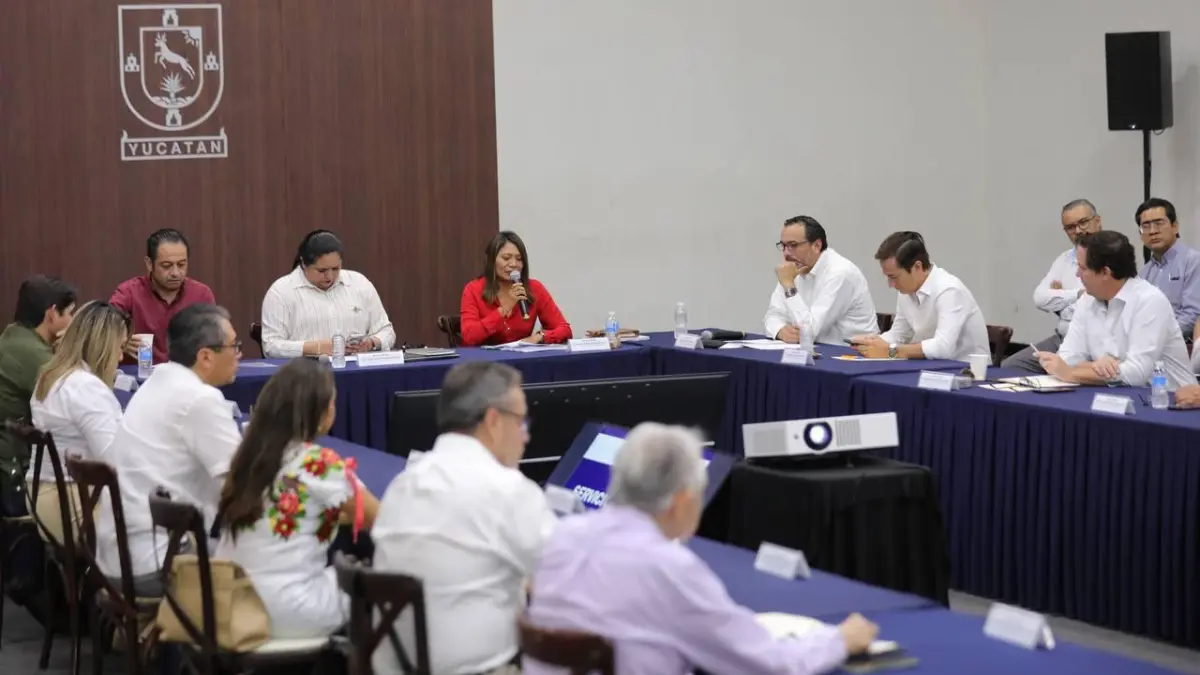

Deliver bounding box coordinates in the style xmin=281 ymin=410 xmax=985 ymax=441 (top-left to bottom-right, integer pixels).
xmin=388 ymin=373 xmax=731 ymax=484
xmin=545 ymin=421 xmax=736 ymax=511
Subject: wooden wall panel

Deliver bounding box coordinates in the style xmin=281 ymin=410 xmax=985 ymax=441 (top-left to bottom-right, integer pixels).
xmin=0 ymin=0 xmax=499 ymax=349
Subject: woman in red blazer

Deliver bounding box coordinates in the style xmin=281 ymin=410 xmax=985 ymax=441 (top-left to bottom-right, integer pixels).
xmin=460 ymin=231 xmax=573 ymax=346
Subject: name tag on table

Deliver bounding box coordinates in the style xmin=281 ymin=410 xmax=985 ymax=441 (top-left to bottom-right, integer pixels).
xmin=754 ymin=542 xmax=811 ymax=580
xmin=114 ymin=372 xmax=138 ymax=392
xmin=356 ymin=350 xmax=406 ymax=367
xmin=917 ymin=370 xmax=964 ymax=391
xmin=781 ymin=349 xmax=812 ymax=366
xmin=544 ymin=484 xmax=583 ymax=515
xmin=674 ymin=334 xmax=702 ymax=350
xmin=1091 ymin=393 xmax=1134 ymax=415
xmin=983 ymin=603 xmax=1056 ymax=650
xmin=568 ymin=337 xmax=611 ymax=353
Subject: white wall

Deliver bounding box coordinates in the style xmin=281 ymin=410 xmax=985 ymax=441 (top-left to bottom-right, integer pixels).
xmin=494 ymin=1 xmax=1200 ymax=340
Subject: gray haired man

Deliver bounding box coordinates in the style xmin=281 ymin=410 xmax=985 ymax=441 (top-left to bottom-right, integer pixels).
xmin=1002 ymin=199 xmax=1102 ymax=373
xmin=525 ymin=423 xmax=879 ymax=674
xmin=372 ymin=361 xmax=554 ymax=675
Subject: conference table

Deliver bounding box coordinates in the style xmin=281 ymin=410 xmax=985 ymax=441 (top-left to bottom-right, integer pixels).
xmin=327 ymin=435 xmax=1183 ymax=675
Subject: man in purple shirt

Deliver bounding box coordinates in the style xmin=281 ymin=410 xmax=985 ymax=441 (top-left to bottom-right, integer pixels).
xmin=525 ymin=423 xmax=878 ymax=674
xmin=1135 ymin=197 xmax=1200 ymax=342
xmin=110 ymin=229 xmax=216 ymax=363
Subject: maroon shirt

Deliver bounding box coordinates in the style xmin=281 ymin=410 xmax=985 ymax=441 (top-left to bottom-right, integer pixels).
xmin=110 ymin=276 xmax=216 ymax=363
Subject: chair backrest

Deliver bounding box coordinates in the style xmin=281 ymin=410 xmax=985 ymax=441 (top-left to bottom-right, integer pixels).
xmin=4 ymin=420 xmax=78 ymax=559
xmin=518 ymin=615 xmax=614 ymax=675
xmin=876 ymin=313 xmax=894 ymax=334
xmin=986 ymin=324 xmax=1014 ymax=366
xmin=65 ymin=457 xmax=142 ymax=622
xmin=435 ymin=315 xmax=461 ymax=348
xmin=336 ymin=557 xmax=431 ymax=675
xmin=148 ymin=488 xmax=219 ymax=670
xmin=250 ymin=322 xmax=264 ymax=356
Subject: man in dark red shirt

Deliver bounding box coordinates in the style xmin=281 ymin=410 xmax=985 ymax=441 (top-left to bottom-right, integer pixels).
xmin=110 ymin=229 xmax=216 ymax=363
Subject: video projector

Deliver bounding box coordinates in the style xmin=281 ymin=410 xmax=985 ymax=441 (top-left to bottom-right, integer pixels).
xmin=742 ymin=412 xmax=899 ymax=459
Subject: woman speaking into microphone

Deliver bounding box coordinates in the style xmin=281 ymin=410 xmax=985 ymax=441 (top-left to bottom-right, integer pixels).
xmin=459 ymin=231 xmax=573 ymax=346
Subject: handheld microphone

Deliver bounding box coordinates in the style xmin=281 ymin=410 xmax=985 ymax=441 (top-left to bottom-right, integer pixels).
xmin=700 ymin=329 xmax=747 ymax=341
xmin=509 ymin=270 xmax=531 ymax=320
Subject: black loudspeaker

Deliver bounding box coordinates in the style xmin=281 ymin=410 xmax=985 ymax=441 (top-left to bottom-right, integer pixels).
xmin=1105 ymin=31 xmax=1173 ymax=131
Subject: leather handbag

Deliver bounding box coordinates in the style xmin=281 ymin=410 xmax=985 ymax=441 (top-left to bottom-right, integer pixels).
xmin=155 ymin=555 xmax=270 ymax=652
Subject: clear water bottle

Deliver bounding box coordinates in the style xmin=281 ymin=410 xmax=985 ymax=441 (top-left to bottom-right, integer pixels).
xmin=331 ymin=330 xmax=346 ymax=369
xmin=673 ymin=302 xmax=688 ymax=338
xmin=605 ymin=311 xmax=620 ymax=349
xmin=1150 ymin=360 xmax=1169 ymax=409
xmin=136 ymin=337 xmax=153 ymax=380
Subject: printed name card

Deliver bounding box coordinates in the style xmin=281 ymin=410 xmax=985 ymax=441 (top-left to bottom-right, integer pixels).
xmin=753 ymin=542 xmax=811 ymax=581
xmin=568 ymin=337 xmax=611 ymax=353
xmin=356 ymin=350 xmax=406 ymax=367
xmin=781 ymin=349 xmax=812 ymax=366
xmin=917 ymin=370 xmax=959 ymax=391
xmin=674 ymin=334 xmax=702 ymax=350
xmin=983 ymin=603 xmax=1055 ymax=650
xmin=114 ymin=373 xmax=138 ymax=392
xmin=544 ymin=484 xmax=583 ymax=515
xmin=1091 ymin=393 xmax=1134 ymax=415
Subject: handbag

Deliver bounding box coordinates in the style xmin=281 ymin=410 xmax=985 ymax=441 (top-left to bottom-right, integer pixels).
xmin=155 ymin=554 xmax=271 ymax=652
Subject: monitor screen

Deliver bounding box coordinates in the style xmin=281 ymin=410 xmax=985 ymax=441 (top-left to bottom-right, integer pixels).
xmin=549 ymin=421 xmax=733 ymax=511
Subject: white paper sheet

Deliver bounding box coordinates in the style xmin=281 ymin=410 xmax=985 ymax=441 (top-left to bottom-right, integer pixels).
xmin=755 ymin=613 xmax=900 ymax=655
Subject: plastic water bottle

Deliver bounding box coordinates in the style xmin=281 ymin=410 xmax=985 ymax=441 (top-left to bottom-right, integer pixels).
xmin=605 ymin=311 xmax=620 ymax=349
xmin=1150 ymin=360 xmax=1169 ymax=409
xmin=331 ymin=330 xmax=346 ymax=369
xmin=136 ymin=337 xmax=153 ymax=380
xmin=673 ymin=302 xmax=688 ymax=338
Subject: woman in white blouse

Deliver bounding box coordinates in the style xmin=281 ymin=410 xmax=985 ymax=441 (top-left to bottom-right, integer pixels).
xmin=28 ymin=301 xmax=129 ymax=543
xmin=215 ymin=358 xmax=380 ymax=638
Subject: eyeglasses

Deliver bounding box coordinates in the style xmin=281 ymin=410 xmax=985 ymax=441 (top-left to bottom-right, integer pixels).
xmin=1062 ymin=215 xmax=1096 ymax=233
xmin=1138 ymin=218 xmax=1172 ymax=233
xmin=207 ymin=339 xmax=242 ymax=353
xmin=493 ymin=407 xmax=530 ymax=431
xmin=775 ymin=240 xmax=809 ymax=252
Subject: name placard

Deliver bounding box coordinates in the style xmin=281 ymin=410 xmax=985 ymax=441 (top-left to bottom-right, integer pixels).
xmin=356 ymin=350 xmax=406 ymax=368
xmin=753 ymin=542 xmax=811 ymax=581
xmin=544 ymin=484 xmax=583 ymax=515
xmin=568 ymin=337 xmax=611 ymax=353
xmin=983 ymin=603 xmax=1055 ymax=650
xmin=781 ymin=349 xmax=812 ymax=366
xmin=918 ymin=370 xmax=958 ymax=391
xmin=674 ymin=334 xmax=702 ymax=350
xmin=1091 ymin=393 xmax=1134 ymax=415
xmin=114 ymin=372 xmax=138 ymax=392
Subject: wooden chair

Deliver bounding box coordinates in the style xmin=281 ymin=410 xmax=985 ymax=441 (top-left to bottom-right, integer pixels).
xmin=0 ymin=423 xmax=38 ymax=655
xmin=876 ymin=313 xmax=894 ymax=334
xmin=5 ymin=421 xmax=85 ymax=675
xmin=147 ymin=489 xmax=329 ymax=675
xmin=987 ymin=324 xmax=1014 ymax=367
xmin=435 ymin=315 xmax=461 ymax=348
xmin=336 ymin=556 xmax=431 ymax=675
xmin=249 ymin=322 xmax=264 ymax=357
xmin=66 ymin=457 xmax=159 ymax=675
xmin=518 ymin=615 xmax=615 ymax=675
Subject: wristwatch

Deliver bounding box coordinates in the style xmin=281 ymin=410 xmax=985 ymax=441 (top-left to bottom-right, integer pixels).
xmin=783 ymin=286 xmax=798 ymax=298
xmin=888 ymin=343 xmax=898 ymax=359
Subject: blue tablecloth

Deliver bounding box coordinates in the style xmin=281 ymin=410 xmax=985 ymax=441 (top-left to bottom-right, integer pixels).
xmin=127 ymin=345 xmax=654 ymax=451
xmin=856 ymin=609 xmax=1182 ymax=675
xmin=642 ymin=332 xmax=967 ymax=453
xmin=850 ymin=369 xmax=1200 ymax=647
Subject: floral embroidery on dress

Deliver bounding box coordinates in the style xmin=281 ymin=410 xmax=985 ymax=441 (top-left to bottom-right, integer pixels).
xmin=315 ymin=506 xmax=341 ymax=544
xmin=266 ymin=445 xmax=348 ymax=542
xmin=267 ymin=475 xmax=308 ymax=540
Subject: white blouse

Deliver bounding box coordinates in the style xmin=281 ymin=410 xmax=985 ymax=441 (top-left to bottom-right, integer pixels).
xmin=216 ymin=441 xmax=356 ymax=638
xmin=28 ymin=367 xmax=121 ymax=482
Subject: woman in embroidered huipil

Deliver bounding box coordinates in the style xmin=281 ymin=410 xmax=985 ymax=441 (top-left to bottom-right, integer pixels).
xmin=215 ymin=358 xmax=380 ymax=638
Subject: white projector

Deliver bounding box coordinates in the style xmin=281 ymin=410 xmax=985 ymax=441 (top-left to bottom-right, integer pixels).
xmin=742 ymin=412 xmax=899 ymax=459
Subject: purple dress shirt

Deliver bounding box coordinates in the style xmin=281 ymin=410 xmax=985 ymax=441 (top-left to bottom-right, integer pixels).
xmin=1138 ymin=241 xmax=1200 ymax=340
xmin=524 ymin=506 xmax=847 ymax=675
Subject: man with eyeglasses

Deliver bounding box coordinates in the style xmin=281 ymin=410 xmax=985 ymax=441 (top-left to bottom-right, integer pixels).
xmin=1135 ymin=197 xmax=1200 ymax=346
xmin=764 ymin=215 xmax=878 ymax=346
xmin=371 ymin=361 xmax=554 ymax=675
xmin=96 ymin=303 xmax=243 ymax=595
xmin=1002 ymin=199 xmax=1101 ymax=373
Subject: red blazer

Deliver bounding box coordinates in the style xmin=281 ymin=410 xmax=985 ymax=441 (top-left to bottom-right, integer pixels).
xmin=460 ymin=277 xmax=573 ymax=346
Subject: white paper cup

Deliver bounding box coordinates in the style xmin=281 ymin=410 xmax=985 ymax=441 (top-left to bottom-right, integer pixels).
xmin=136 ymin=333 xmax=153 ymax=349
xmin=968 ymin=353 xmax=990 ymax=381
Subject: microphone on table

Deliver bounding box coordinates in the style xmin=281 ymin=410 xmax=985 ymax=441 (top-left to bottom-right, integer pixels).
xmin=509 ymin=270 xmax=531 ymax=320
xmin=700 ymin=329 xmax=747 ymax=341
